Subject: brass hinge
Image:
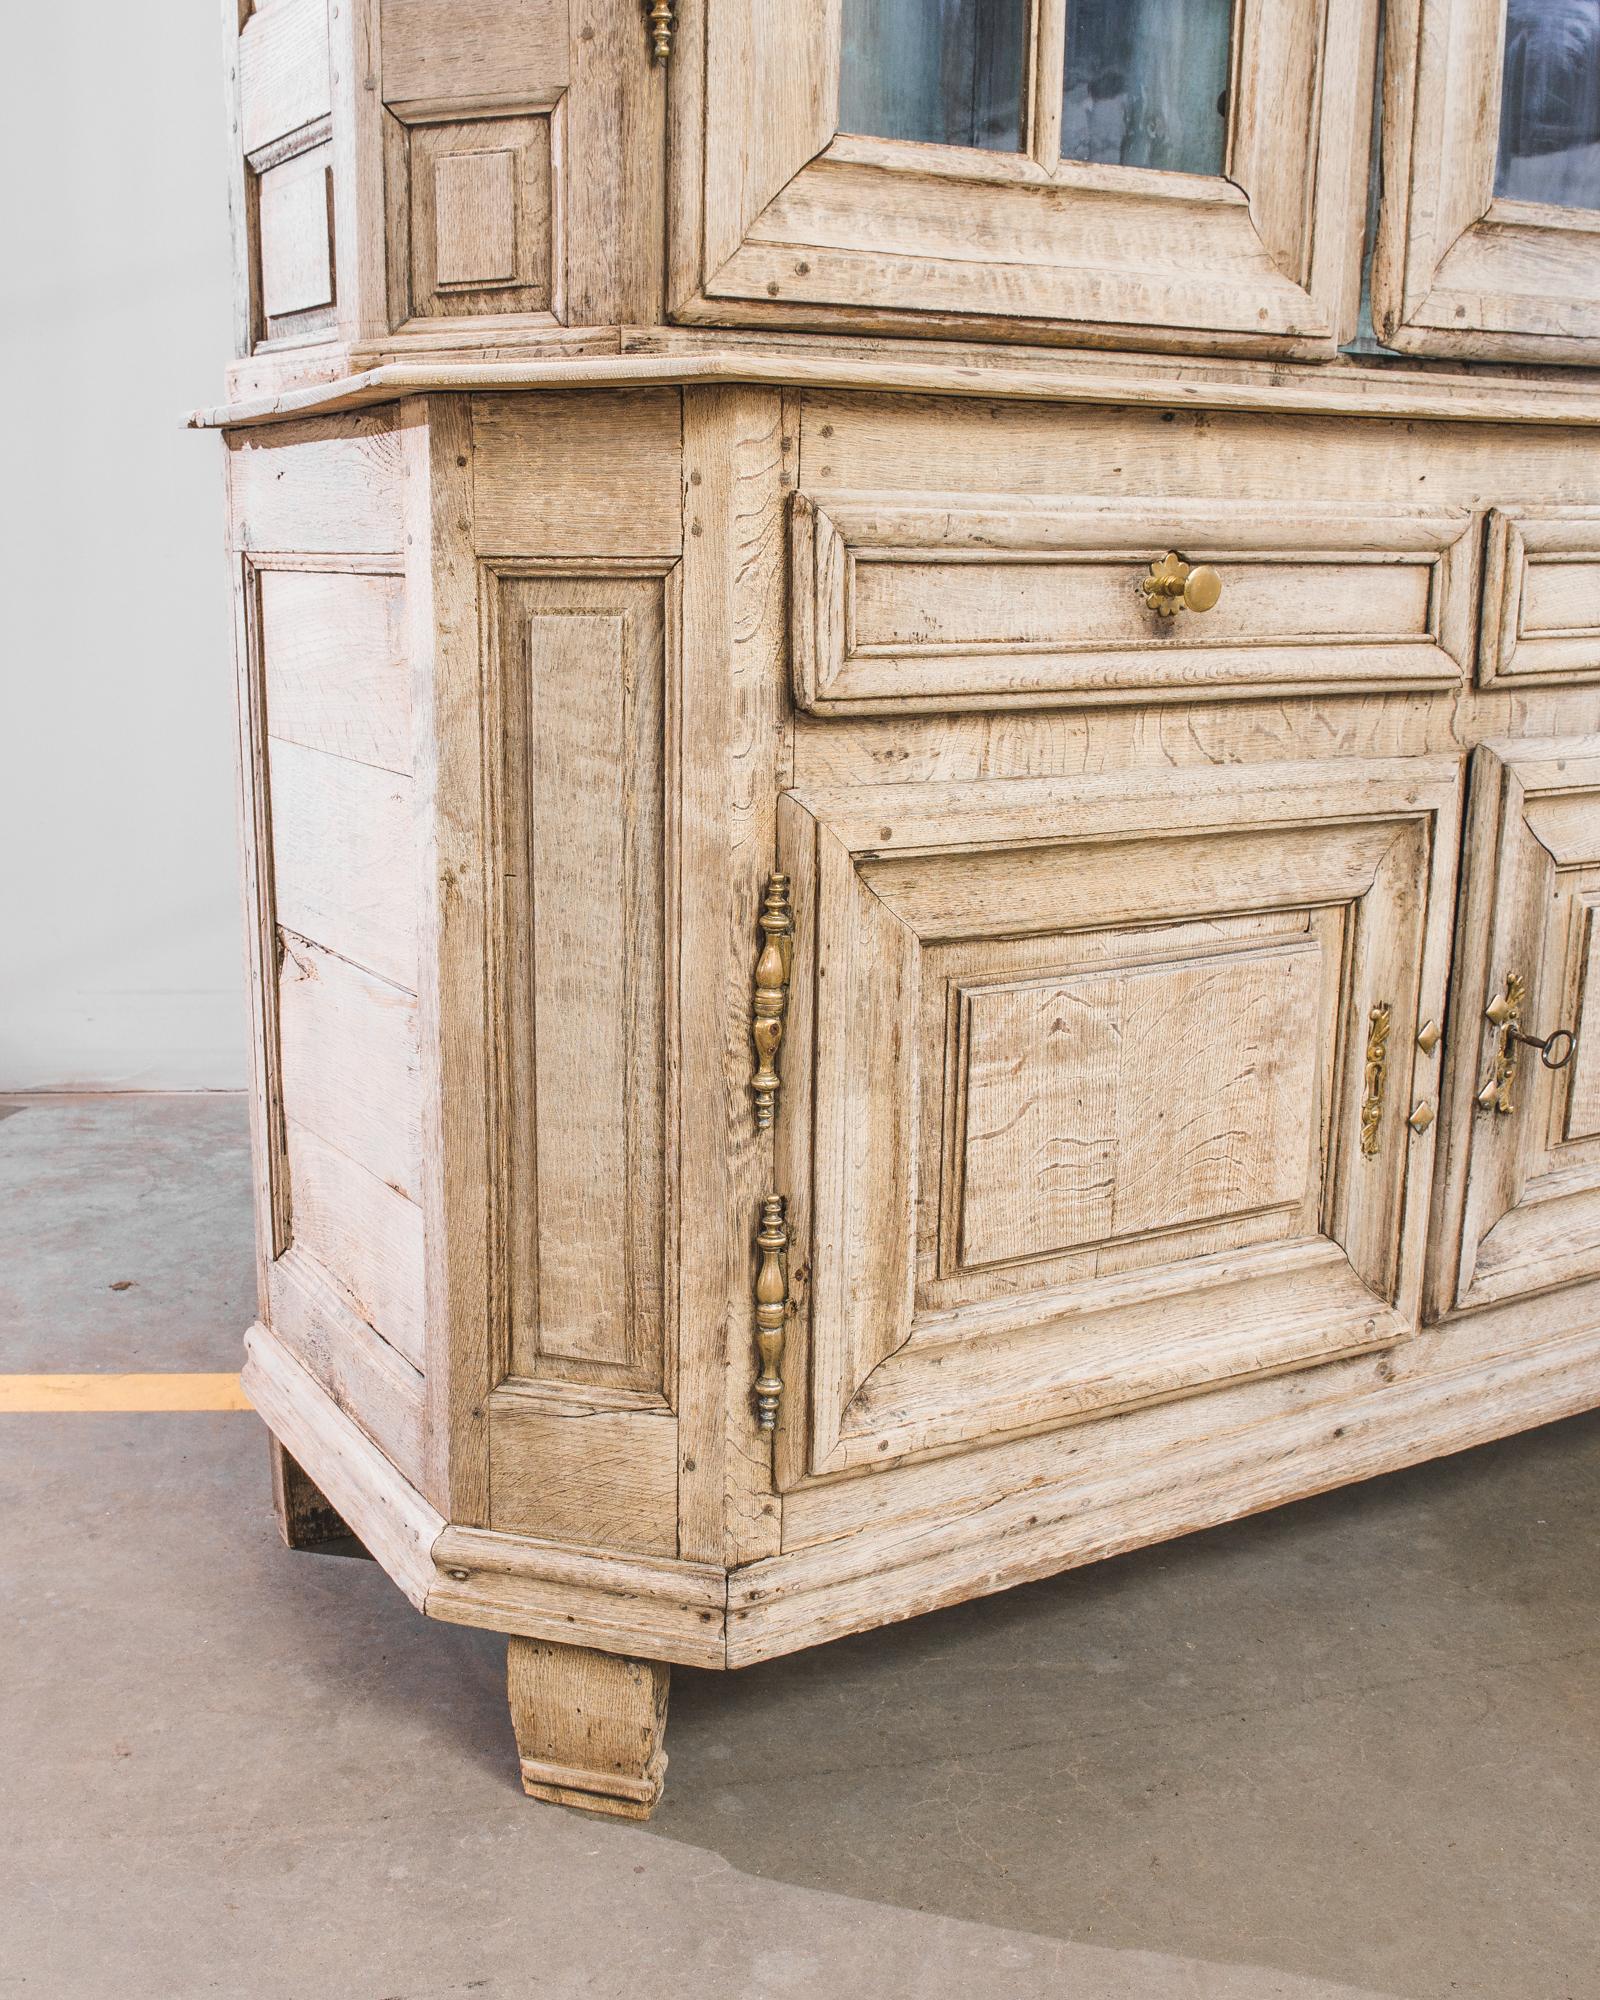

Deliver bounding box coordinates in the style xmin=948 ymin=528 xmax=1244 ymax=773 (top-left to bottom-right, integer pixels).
xmin=644 ymin=0 xmax=675 ymax=61
xmin=751 ymin=871 xmax=794 ymax=1130
xmin=753 ymin=1194 xmax=789 ymax=1433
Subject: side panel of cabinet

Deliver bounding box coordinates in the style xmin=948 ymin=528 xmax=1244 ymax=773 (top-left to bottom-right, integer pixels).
xmin=226 ymin=409 xmax=429 ymax=1484
xmin=775 ymin=758 xmax=1462 ymax=1481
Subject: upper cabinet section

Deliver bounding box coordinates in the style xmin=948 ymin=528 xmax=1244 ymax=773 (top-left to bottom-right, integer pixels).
xmin=222 ymin=0 xmax=664 ymax=375
xmin=1375 ymin=0 xmax=1600 ymax=362
xmin=667 ymin=0 xmax=1378 ymax=355
xmin=217 ymin=0 xmax=1600 ymax=380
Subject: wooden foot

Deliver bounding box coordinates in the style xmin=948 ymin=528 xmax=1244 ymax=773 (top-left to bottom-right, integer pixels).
xmin=506 ymin=1637 xmax=670 ymax=1820
xmin=268 ymin=1432 xmax=363 ymax=1552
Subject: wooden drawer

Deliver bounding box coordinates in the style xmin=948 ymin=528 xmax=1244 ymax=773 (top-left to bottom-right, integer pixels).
xmin=791 ymin=492 xmax=1477 ymax=715
xmin=1480 ymin=508 xmax=1600 ymax=689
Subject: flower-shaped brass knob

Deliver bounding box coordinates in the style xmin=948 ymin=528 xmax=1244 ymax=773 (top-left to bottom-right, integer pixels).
xmin=1141 ymin=551 xmax=1222 ymax=617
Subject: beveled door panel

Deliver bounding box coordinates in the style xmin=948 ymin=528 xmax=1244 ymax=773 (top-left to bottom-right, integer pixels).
xmin=776 ymin=759 xmax=1462 ymax=1481
xmin=671 ymin=0 xmax=1375 ymax=354
xmin=1376 ymin=0 xmax=1600 ymax=362
xmin=1434 ymin=738 xmax=1600 ymax=1312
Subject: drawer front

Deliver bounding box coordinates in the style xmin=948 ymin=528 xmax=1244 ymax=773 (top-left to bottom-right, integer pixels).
xmin=775 ymin=756 xmax=1462 ymax=1479
xmin=791 ymin=494 xmax=1477 ymax=714
xmin=1480 ymin=508 xmax=1600 ymax=688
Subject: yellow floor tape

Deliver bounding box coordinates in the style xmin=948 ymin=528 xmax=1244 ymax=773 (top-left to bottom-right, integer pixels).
xmin=0 ymin=1373 xmax=253 ymax=1412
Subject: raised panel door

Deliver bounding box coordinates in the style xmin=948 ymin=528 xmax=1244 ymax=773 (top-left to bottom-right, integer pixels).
xmin=1434 ymin=738 xmax=1600 ymax=1310
xmin=774 ymin=758 xmax=1462 ymax=1480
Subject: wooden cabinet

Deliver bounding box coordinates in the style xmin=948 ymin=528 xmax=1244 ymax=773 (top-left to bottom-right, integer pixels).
xmin=206 ymin=3 xmax=1600 ymax=1820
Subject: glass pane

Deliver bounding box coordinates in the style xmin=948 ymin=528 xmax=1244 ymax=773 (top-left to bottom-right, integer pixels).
xmin=1496 ymin=0 xmax=1600 ymax=209
xmin=1062 ymin=0 xmax=1232 ymax=177
xmin=839 ymin=0 xmax=1028 ymax=152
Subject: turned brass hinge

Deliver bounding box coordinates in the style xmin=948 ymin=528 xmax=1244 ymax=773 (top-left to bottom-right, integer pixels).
xmin=643 ymin=0 xmax=675 ymax=61
xmin=751 ymin=871 xmax=794 ymax=1130
xmin=753 ymin=1194 xmax=789 ymax=1433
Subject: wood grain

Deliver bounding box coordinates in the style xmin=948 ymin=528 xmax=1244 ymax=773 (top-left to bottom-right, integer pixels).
xmin=285 ymin=1117 xmax=426 ymax=1371
xmin=267 ymin=738 xmax=417 ymax=989
xmin=277 ymin=932 xmax=422 ymax=1199
xmin=507 ymin=1637 xmax=669 ymax=1818
xmin=470 ymin=392 xmax=682 ymax=556
xmin=488 ymin=1388 xmax=679 ymax=1555
xmin=258 ymin=563 xmax=411 ymax=773
xmin=227 ymin=414 xmax=404 ymax=556
xmin=403 ymin=394 xmax=494 ymax=1524
xmin=379 ymin=0 xmax=568 ymax=105
xmin=239 ymin=0 xmax=331 ymax=156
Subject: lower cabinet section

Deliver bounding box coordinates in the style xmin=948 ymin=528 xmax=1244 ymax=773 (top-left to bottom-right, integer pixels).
xmin=776 ymin=757 xmax=1462 ymax=1478
xmin=222 ymin=384 xmax=1600 ymax=1823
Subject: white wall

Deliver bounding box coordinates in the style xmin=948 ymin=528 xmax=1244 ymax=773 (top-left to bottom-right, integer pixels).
xmin=0 ymin=5 xmax=244 ymax=1089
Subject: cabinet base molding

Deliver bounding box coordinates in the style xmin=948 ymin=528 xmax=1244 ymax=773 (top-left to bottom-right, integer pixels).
xmin=728 ymin=1317 xmax=1600 ymax=1665
xmin=242 ymin=1322 xmax=730 ymax=1666
xmin=246 ymin=1302 xmax=1600 ymax=1677
xmin=507 ymin=1639 xmax=670 ymax=1820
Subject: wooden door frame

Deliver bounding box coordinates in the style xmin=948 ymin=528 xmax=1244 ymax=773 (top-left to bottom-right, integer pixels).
xmin=666 ymin=0 xmax=1378 ymax=355
xmin=1375 ymin=0 xmax=1600 ymax=363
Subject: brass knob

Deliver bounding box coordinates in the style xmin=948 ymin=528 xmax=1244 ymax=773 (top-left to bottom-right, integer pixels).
xmin=1142 ymin=552 xmax=1222 ymax=617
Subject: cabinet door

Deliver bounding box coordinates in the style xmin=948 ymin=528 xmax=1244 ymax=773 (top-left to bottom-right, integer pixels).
xmin=1376 ymin=0 xmax=1600 ymax=362
xmin=774 ymin=759 xmax=1461 ymax=1481
xmin=670 ymin=0 xmax=1375 ymax=355
xmin=1436 ymin=739 xmax=1600 ymax=1312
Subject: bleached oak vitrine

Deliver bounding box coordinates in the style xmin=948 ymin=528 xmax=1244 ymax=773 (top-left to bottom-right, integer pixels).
xmin=207 ymin=0 xmax=1600 ymax=1816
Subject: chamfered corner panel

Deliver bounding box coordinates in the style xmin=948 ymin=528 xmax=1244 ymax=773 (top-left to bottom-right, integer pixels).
xmin=777 ymin=757 xmax=1463 ymax=1481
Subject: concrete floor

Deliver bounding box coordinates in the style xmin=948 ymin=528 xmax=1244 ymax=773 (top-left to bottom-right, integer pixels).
xmin=2 ymin=1093 xmax=1597 ymax=2000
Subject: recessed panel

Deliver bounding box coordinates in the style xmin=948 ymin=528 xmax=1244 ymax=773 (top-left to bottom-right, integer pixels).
xmin=955 ymin=942 xmax=1321 ymax=1271
xmin=258 ymin=143 xmax=335 ymax=319
xmin=1563 ymin=901 xmax=1600 ymax=1143
xmin=1481 ymin=508 xmax=1600 ymax=687
xmin=498 ymin=575 xmax=668 ymax=1394
xmin=392 ymin=112 xmax=553 ymax=321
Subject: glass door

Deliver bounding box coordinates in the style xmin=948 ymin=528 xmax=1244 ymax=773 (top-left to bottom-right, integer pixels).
xmin=1376 ymin=0 xmax=1600 ymax=361
xmin=669 ymin=0 xmax=1377 ymax=355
